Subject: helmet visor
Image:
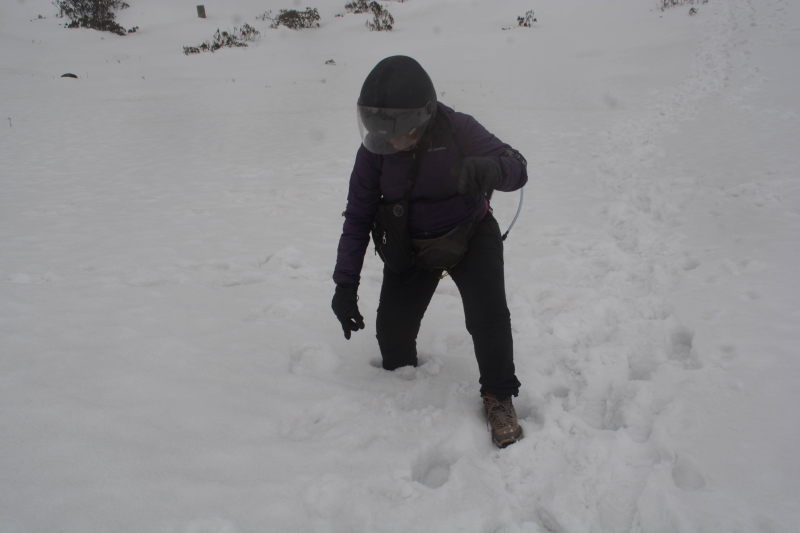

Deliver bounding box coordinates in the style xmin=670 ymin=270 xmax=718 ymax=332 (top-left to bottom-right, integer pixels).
xmin=357 ymin=104 xmax=433 ymax=155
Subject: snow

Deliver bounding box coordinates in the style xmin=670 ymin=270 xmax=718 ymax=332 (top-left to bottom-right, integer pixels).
xmin=1 ymin=0 xmax=799 ymax=531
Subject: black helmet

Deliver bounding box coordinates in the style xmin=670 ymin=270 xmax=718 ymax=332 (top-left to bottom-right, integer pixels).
xmin=357 ymin=56 xmax=437 ymax=155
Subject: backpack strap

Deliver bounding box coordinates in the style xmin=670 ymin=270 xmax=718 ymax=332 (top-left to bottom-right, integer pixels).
xmin=402 ymin=145 xmax=424 ymax=201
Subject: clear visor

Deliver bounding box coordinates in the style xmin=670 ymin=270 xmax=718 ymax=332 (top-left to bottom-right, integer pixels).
xmin=357 ymin=105 xmax=433 ymax=155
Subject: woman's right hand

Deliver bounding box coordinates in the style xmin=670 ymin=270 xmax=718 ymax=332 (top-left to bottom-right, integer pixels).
xmin=331 ymin=284 xmax=365 ymax=340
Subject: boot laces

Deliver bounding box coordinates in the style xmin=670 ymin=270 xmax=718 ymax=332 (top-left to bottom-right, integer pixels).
xmin=483 ymin=395 xmax=516 ymax=428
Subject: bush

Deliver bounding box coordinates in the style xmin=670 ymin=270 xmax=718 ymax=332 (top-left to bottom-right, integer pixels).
xmin=54 ymin=0 xmax=136 ymax=36
xmin=340 ymin=1 xmax=394 ymax=31
xmin=517 ymin=10 xmax=536 ymax=28
xmin=659 ymin=0 xmax=708 ymax=11
xmin=183 ymin=24 xmax=260 ymax=55
xmin=344 ymin=0 xmax=370 ymax=14
xmin=502 ymin=9 xmax=537 ymax=30
xmin=261 ymin=8 xmax=321 ymax=29
xmin=366 ymin=2 xmax=394 ymax=31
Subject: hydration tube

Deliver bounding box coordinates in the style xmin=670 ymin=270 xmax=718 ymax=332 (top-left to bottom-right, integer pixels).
xmin=501 ymin=187 xmax=524 ymax=241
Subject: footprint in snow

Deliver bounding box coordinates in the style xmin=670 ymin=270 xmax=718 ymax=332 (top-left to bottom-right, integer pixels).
xmin=536 ymin=506 xmax=567 ymax=533
xmin=628 ymin=350 xmax=659 ymax=381
xmin=668 ymin=324 xmax=703 ymax=369
xmin=411 ymin=448 xmax=456 ymax=489
xmin=672 ymin=455 xmax=707 ymax=491
xmin=289 ymin=342 xmax=340 ymax=376
xmin=682 ymin=256 xmax=701 ymax=271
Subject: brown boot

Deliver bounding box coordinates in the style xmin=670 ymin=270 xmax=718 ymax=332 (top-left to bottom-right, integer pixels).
xmin=482 ymin=393 xmax=523 ymax=448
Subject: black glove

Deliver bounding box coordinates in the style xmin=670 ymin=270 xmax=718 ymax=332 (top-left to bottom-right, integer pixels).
xmin=331 ymin=284 xmax=364 ymax=340
xmin=457 ymin=156 xmax=502 ymax=195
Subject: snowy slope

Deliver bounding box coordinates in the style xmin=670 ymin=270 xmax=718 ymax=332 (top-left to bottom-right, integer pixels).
xmin=1 ymin=0 xmax=799 ymax=532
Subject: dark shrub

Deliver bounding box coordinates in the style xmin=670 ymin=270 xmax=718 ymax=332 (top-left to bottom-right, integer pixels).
xmin=262 ymin=8 xmax=321 ymax=29
xmin=517 ymin=10 xmax=536 ymax=28
xmin=366 ymin=2 xmax=393 ymax=31
xmin=659 ymin=0 xmax=708 ymax=11
xmin=183 ymin=24 xmax=260 ymax=55
xmin=54 ymin=0 xmax=135 ymax=36
xmin=344 ymin=0 xmax=370 ymax=14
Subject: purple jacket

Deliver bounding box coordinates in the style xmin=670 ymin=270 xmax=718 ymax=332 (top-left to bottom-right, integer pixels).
xmin=333 ymin=103 xmax=528 ymax=286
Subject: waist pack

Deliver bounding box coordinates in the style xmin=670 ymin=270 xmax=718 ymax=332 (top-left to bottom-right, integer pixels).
xmin=412 ymin=221 xmax=476 ymax=271
xmin=373 ymin=210 xmax=476 ymax=273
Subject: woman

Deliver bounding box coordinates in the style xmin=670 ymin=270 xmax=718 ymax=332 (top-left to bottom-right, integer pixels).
xmin=331 ymin=56 xmax=528 ymax=448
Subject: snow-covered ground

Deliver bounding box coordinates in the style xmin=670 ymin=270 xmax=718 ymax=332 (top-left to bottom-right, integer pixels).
xmin=2 ymin=0 xmax=799 ymax=531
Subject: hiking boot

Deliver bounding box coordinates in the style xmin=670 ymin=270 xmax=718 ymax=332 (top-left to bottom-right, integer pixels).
xmin=482 ymin=393 xmax=523 ymax=448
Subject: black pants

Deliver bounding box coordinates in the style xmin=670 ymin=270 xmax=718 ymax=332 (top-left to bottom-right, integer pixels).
xmin=375 ymin=214 xmax=521 ymax=398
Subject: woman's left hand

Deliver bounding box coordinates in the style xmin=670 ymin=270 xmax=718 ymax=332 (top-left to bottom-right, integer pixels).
xmin=457 ymin=157 xmax=501 ymax=195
